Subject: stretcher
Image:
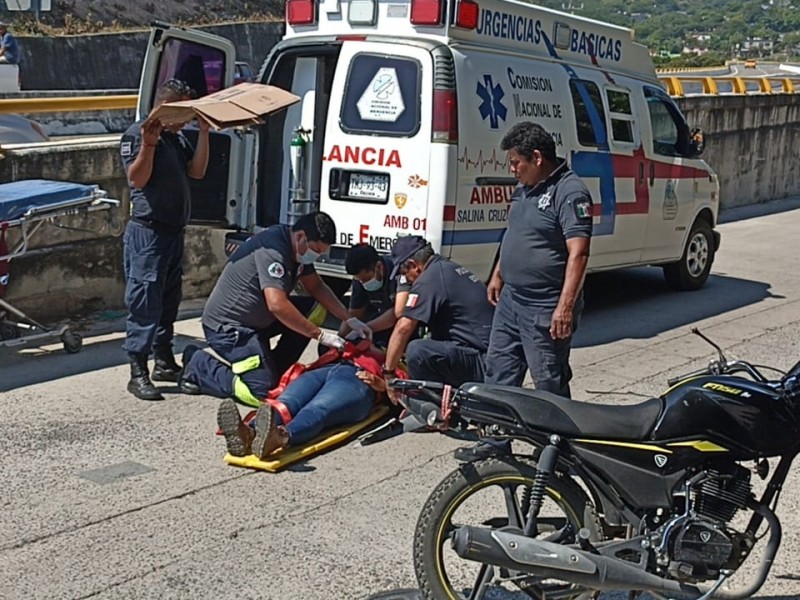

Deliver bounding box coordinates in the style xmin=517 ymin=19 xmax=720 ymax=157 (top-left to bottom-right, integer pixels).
xmin=224 ymin=405 xmax=391 ymax=472
xmin=0 ymin=179 xmax=120 ymax=353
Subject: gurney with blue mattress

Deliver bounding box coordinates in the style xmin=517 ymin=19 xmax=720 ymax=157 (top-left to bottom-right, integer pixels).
xmin=0 ymin=179 xmax=119 ymax=352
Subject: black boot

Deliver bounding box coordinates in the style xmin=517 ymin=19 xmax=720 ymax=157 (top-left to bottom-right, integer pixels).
xmin=152 ymin=345 xmax=181 ymax=382
xmin=177 ymin=345 xmax=201 ymax=395
xmin=127 ymin=353 xmax=165 ymax=401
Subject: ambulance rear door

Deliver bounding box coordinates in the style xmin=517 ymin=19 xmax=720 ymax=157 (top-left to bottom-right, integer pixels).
xmin=318 ymin=41 xmax=433 ymax=273
xmin=137 ymin=24 xmax=254 ymax=229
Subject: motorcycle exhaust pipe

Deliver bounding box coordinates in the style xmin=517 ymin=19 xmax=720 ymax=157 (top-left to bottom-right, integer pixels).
xmin=452 ymin=526 xmax=690 ymax=595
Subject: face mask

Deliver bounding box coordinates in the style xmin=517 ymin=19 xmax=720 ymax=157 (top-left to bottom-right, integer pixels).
xmin=297 ymin=248 xmax=319 ymax=265
xmin=296 ymin=235 xmax=321 ymax=265
xmin=362 ymin=276 xmax=383 ymax=292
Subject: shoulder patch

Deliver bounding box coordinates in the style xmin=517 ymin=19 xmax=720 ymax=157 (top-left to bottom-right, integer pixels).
xmin=267 ymin=262 xmax=285 ymax=279
xmin=406 ymin=293 xmax=419 ymax=308
xmin=120 ymin=141 xmax=132 ymax=157
xmin=574 ymin=198 xmax=592 ymax=220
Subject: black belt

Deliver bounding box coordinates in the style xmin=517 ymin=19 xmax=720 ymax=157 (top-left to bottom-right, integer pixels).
xmin=130 ymin=217 xmax=185 ymax=235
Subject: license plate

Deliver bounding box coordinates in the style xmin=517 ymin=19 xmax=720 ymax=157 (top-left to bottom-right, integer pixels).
xmin=348 ymin=173 xmax=389 ymax=200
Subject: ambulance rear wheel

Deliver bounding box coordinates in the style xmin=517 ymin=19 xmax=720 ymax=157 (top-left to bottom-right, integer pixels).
xmin=62 ymin=330 xmax=83 ymax=354
xmin=663 ymin=218 xmax=714 ymax=291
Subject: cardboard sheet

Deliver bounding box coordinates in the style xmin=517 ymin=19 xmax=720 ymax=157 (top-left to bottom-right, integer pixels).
xmin=149 ymin=83 xmax=300 ymax=130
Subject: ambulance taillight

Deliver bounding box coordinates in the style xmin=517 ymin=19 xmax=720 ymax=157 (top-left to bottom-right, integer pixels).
xmin=432 ymin=89 xmax=458 ymax=143
xmin=286 ymin=0 xmax=317 ymax=25
xmin=454 ymin=0 xmax=479 ymax=29
xmin=410 ymin=0 xmax=445 ymax=26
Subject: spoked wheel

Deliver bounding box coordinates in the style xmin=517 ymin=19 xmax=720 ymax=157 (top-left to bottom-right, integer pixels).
xmin=413 ymin=458 xmax=597 ymax=600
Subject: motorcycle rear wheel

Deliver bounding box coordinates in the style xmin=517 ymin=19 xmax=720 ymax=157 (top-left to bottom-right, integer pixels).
xmin=413 ymin=457 xmax=595 ymax=600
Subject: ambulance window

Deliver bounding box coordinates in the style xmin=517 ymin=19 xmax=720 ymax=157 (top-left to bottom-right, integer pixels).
xmin=606 ymin=89 xmax=634 ymax=144
xmin=644 ymin=88 xmax=689 ymax=157
xmin=569 ymin=80 xmax=607 ymax=146
xmin=340 ymin=54 xmax=421 ymax=136
xmin=154 ymin=38 xmax=227 ymax=102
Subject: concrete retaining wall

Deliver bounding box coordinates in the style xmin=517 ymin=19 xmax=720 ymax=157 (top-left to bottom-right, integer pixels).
xmin=16 ymin=21 xmax=283 ymax=91
xmin=676 ymin=94 xmax=800 ymax=208
xmin=2 ymin=93 xmax=800 ymax=323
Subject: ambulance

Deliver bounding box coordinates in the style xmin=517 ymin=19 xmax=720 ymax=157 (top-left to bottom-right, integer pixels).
xmin=137 ymin=0 xmax=720 ymax=291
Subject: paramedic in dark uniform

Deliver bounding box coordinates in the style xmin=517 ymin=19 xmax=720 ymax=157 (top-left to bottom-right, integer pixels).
xmin=120 ymin=79 xmax=209 ymax=401
xmin=455 ymin=121 xmax=593 ymax=461
xmin=178 ymin=212 xmax=372 ymax=407
xmin=381 ymin=236 xmax=494 ymax=398
xmin=340 ymin=243 xmax=410 ymax=348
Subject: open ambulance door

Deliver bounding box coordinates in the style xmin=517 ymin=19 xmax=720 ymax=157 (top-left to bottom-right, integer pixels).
xmin=137 ymin=23 xmax=255 ymax=230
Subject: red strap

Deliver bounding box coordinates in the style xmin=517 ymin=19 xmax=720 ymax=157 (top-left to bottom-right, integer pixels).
xmin=264 ymin=396 xmax=293 ymax=426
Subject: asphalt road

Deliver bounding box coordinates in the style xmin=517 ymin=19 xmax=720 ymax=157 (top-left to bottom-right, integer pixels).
xmin=3 ymin=198 xmax=800 ymax=599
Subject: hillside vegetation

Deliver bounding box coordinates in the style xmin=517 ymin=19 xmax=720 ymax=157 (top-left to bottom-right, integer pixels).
xmin=2 ymin=0 xmax=797 ymax=64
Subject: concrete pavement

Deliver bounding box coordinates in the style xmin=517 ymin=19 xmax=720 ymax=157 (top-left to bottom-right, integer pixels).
xmin=2 ymin=199 xmax=800 ymax=599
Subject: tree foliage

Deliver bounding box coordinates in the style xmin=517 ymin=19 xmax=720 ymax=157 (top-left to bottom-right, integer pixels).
xmin=534 ymin=0 xmax=800 ymax=59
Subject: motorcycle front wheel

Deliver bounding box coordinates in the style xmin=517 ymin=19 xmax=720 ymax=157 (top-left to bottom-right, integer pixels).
xmin=413 ymin=457 xmax=595 ymax=600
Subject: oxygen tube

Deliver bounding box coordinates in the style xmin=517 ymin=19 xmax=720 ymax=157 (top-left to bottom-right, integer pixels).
xmin=288 ymin=126 xmax=312 ymax=225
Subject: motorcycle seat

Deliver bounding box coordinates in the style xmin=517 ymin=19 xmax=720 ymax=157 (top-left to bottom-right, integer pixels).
xmin=459 ymin=384 xmax=663 ymax=441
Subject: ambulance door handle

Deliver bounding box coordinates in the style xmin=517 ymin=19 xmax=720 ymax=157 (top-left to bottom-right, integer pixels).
xmin=638 ymin=162 xmax=644 ymax=185
xmin=649 ymin=162 xmax=655 ymax=186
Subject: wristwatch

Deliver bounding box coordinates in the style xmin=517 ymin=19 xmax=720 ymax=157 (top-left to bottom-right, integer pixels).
xmin=382 ymin=366 xmax=395 ymax=377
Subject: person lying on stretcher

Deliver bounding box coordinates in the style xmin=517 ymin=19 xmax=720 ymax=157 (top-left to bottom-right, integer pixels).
xmin=216 ymin=336 xmax=402 ymax=459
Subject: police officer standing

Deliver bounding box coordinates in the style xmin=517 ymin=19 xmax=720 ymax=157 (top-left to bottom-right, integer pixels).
xmin=455 ymin=121 xmax=592 ymax=461
xmin=381 ymin=236 xmax=494 ymax=396
xmin=179 ymin=212 xmax=372 ymax=407
xmin=484 ymin=121 xmax=593 ymax=396
xmin=119 ymin=79 xmax=209 ymax=401
xmin=340 ymin=243 xmax=410 ymax=348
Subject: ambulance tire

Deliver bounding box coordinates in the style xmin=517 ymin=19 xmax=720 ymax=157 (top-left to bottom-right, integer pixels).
xmin=663 ymin=218 xmax=714 ymax=291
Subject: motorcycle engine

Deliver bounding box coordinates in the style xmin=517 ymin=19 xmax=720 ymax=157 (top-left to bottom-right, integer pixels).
xmin=657 ymin=465 xmax=753 ymax=582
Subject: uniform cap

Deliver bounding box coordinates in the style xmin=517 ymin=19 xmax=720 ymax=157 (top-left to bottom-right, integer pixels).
xmin=389 ymin=235 xmax=429 ymax=279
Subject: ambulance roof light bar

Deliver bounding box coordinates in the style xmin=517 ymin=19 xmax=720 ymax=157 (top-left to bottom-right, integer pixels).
xmin=286 ymin=0 xmax=318 ymax=25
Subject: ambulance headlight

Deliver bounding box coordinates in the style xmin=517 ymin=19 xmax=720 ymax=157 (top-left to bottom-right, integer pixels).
xmin=349 ymin=0 xmax=378 ymax=25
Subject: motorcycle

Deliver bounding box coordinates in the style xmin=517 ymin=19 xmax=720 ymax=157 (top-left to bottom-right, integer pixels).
xmin=389 ymin=328 xmax=800 ymax=600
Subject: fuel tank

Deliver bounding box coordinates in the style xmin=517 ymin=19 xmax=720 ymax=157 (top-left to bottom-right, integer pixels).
xmin=651 ymin=375 xmax=800 ymax=458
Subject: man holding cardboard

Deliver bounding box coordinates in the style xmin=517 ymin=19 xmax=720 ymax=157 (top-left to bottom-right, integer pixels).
xmin=119 ymin=78 xmax=210 ymax=401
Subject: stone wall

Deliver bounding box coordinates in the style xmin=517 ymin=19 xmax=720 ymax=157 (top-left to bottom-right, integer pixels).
xmin=16 ymin=21 xmax=283 ymax=91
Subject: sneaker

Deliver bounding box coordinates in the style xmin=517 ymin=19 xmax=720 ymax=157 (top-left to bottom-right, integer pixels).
xmin=453 ymin=439 xmax=511 ymax=462
xmin=216 ymin=399 xmax=253 ymax=457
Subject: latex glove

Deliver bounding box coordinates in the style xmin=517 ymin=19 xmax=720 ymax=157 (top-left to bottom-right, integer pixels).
xmin=318 ymin=330 xmax=345 ymax=350
xmin=346 ymin=317 xmax=373 ymax=340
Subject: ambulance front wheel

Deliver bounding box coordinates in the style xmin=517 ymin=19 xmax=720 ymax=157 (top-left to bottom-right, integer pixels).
xmin=663 ymin=218 xmax=714 ymax=291
xmin=62 ymin=330 xmax=83 ymax=354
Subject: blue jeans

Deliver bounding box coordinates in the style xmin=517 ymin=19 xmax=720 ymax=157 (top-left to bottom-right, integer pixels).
xmin=277 ymin=363 xmax=374 ymax=446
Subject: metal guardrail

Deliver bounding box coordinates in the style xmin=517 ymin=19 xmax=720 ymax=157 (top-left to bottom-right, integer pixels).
xmin=1 ymin=75 xmax=800 ymax=115
xmin=0 ymin=95 xmax=137 ymax=114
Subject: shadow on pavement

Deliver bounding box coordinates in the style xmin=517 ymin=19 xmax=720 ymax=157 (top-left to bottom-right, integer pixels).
xmin=575 ymin=268 xmax=776 ymax=348
xmin=0 ymin=332 xmax=205 ymax=393
xmin=719 ymin=196 xmax=800 ymax=224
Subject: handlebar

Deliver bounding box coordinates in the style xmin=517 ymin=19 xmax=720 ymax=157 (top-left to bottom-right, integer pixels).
xmin=667 ymin=359 xmax=773 ymax=388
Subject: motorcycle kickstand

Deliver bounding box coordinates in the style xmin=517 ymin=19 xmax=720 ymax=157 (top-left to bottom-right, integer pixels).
xmin=669 ymin=569 xmax=733 ymax=600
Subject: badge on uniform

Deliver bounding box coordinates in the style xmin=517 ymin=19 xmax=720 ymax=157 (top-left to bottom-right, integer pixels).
xmin=574 ymin=199 xmax=592 ymax=220
xmin=406 ymin=293 xmax=419 ymax=308
xmin=267 ymin=262 xmax=285 ymax=279
xmin=120 ymin=141 xmax=132 ymax=157
xmin=537 ymin=193 xmax=552 ymax=210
